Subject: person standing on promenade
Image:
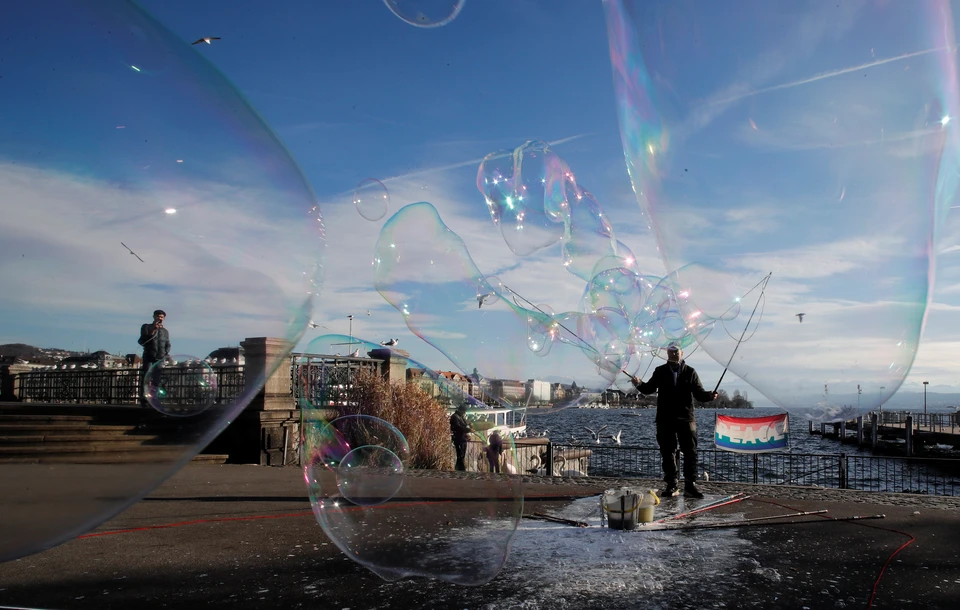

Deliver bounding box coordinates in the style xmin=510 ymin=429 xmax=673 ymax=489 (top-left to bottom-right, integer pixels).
xmin=450 ymin=403 xmax=473 ymax=471
xmin=138 ymin=309 xmax=171 ymax=406
xmin=630 ymin=343 xmax=717 ymax=498
xmin=485 ymin=431 xmax=504 ymax=473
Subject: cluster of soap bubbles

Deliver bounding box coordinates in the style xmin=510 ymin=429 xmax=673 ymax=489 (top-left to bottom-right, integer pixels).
xmin=297 ymin=334 xmax=522 ymax=584
xmin=0 ymin=1 xmax=321 ymax=563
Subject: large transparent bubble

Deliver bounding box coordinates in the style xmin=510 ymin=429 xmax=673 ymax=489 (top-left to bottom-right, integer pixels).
xmin=605 ymin=0 xmax=960 ymax=419
xmin=298 ymin=335 xmax=522 ymax=585
xmin=0 ymin=1 xmax=322 ymax=561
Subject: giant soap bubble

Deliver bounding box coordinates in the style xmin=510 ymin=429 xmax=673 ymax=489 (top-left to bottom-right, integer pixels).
xmin=0 ymin=1 xmax=322 ymax=561
xmin=298 ymin=335 xmax=521 ymax=585
xmin=605 ymin=0 xmax=960 ymax=419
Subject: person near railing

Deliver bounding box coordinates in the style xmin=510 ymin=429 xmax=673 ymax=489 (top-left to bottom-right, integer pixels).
xmin=137 ymin=309 xmax=171 ymax=407
xmin=450 ymin=403 xmax=473 ymax=471
xmin=629 ymin=343 xmax=718 ymax=499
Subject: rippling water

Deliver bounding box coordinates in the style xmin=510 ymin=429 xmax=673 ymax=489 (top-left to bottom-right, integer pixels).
xmin=523 ymin=407 xmax=853 ymax=454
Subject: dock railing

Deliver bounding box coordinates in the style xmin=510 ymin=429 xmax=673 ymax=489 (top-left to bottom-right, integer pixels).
xmin=542 ymin=443 xmax=960 ymax=496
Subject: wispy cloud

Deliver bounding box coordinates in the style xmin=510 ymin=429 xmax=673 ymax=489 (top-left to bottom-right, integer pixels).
xmin=705 ymin=47 xmax=947 ymax=107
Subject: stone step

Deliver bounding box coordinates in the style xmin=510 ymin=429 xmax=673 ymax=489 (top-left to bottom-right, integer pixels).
xmin=0 ymin=451 xmax=231 ymax=465
xmin=0 ymin=440 xmax=178 ymax=454
xmin=0 ymin=433 xmax=162 ymax=444
xmin=0 ymin=423 xmax=141 ymax=435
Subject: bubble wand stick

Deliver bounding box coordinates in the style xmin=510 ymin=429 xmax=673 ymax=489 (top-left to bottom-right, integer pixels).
xmin=713 ymin=272 xmax=772 ymax=394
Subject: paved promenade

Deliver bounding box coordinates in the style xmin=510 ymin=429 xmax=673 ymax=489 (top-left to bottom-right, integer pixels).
xmin=1 ymin=464 xmax=959 ymax=609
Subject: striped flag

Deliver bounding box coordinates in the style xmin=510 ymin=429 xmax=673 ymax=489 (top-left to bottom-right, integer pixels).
xmin=715 ymin=413 xmax=789 ymax=453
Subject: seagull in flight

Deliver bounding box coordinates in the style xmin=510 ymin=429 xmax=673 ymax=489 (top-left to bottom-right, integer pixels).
xmin=121 ymin=242 xmax=144 ymax=263
xmin=608 ymin=430 xmax=622 ymax=445
xmin=191 ymin=37 xmax=221 ymax=45
xmin=795 ymin=313 xmax=805 ymax=323
xmin=308 ymin=321 xmax=320 ymax=329
xmin=381 ymin=338 xmax=399 ymax=346
xmin=584 ymin=425 xmax=608 ymax=444
xmin=478 ymin=292 xmax=496 ymax=309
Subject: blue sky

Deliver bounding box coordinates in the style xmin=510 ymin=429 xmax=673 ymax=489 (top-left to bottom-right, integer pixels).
xmin=3 ymin=0 xmax=960 ymax=412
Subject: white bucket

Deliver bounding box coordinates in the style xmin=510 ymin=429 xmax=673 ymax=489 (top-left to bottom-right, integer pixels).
xmin=602 ymin=488 xmax=642 ymax=530
xmin=603 ymin=488 xmax=660 ymax=529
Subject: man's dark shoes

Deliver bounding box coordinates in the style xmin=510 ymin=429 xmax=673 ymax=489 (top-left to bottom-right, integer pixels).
xmin=660 ymin=483 xmax=681 ymax=497
xmin=684 ymin=483 xmax=704 ymax=499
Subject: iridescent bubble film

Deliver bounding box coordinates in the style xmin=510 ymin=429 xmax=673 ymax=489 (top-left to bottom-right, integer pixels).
xmin=144 ymin=355 xmax=218 ymax=417
xmin=354 ymin=178 xmax=390 ymax=222
xmin=0 ymin=0 xmax=322 ymax=561
xmin=299 ymin=335 xmax=521 ymax=585
xmin=605 ymin=0 xmax=960 ymax=418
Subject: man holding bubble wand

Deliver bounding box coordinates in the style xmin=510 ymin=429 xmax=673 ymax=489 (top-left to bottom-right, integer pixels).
xmin=628 ymin=273 xmax=772 ymax=498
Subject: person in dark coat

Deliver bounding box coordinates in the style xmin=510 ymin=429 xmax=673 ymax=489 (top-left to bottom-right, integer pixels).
xmin=630 ymin=343 xmax=717 ymax=498
xmin=138 ymin=309 xmax=171 ymax=406
xmin=449 ymin=404 xmax=473 ymax=471
xmin=485 ymin=431 xmax=504 ymax=473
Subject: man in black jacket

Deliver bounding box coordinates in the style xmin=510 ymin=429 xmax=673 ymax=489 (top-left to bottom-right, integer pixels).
xmin=138 ymin=309 xmax=171 ymax=406
xmin=630 ymin=343 xmax=717 ymax=498
xmin=449 ymin=404 xmax=474 ymax=471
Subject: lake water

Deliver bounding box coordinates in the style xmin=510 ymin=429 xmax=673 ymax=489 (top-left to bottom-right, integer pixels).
xmin=519 ymin=406 xmax=960 ymax=495
xmin=523 ymin=406 xmax=959 ymax=456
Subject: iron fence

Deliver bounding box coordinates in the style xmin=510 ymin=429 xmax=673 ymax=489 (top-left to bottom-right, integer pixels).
xmin=15 ymin=365 xmax=244 ymax=405
xmin=290 ymin=353 xmax=382 ymax=409
xmin=546 ymin=443 xmax=960 ymax=496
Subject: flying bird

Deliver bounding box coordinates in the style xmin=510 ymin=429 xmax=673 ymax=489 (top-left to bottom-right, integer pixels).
xmin=381 ymin=338 xmax=399 ymax=346
xmin=584 ymin=425 xmax=608 ymax=444
xmin=191 ymin=37 xmax=221 ymax=45
xmin=795 ymin=313 xmax=805 ymax=323
xmin=121 ymin=242 xmax=144 ymax=263
xmin=608 ymin=430 xmax=622 ymax=445
xmin=478 ymin=292 xmax=496 ymax=309
xmin=308 ymin=321 xmax=320 ymax=329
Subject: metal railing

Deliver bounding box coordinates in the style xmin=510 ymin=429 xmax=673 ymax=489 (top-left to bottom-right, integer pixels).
xmin=15 ymin=365 xmax=244 ymax=405
xmin=542 ymin=443 xmax=960 ymax=496
xmin=290 ymin=353 xmax=382 ymax=409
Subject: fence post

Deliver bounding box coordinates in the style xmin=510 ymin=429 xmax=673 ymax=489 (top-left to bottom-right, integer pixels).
xmin=838 ymin=453 xmax=848 ymax=489
xmin=545 ymin=442 xmax=554 ymax=477
xmin=752 ymin=454 xmax=759 ymax=484
xmin=905 ymin=415 xmax=913 ymax=457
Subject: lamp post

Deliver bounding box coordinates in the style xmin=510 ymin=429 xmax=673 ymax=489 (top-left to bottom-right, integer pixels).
xmin=347 ymin=314 xmax=354 ymax=351
xmin=879 ymin=386 xmax=885 ymax=420
xmin=857 ymin=384 xmax=861 ymax=410
xmin=923 ymin=381 xmax=929 ymax=418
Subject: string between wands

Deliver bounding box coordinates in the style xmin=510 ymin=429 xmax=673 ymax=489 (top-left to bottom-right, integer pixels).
xmin=714 ymin=272 xmax=772 ymax=394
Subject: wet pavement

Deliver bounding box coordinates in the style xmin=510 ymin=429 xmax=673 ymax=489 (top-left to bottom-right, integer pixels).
xmin=1 ymin=464 xmax=958 ymax=609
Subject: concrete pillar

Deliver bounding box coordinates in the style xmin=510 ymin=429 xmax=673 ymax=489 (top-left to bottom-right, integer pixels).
xmin=368 ymin=348 xmax=409 ymax=384
xmin=240 ymin=336 xmax=295 ymax=410
xmin=870 ymin=412 xmax=878 ymax=449
xmin=856 ymin=416 xmax=863 ymax=445
xmin=1 ymin=364 xmax=32 ymax=401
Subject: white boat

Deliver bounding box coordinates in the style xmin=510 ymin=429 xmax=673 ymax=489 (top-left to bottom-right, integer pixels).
xmin=457 ymin=403 xmax=527 ymax=440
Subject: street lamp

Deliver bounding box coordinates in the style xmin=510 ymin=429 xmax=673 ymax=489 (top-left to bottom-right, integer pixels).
xmin=879 ymin=386 xmax=885 ymax=419
xmin=923 ymin=381 xmax=929 ymax=417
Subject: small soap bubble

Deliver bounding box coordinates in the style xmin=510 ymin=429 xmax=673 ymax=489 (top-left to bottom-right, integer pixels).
xmin=383 ymin=0 xmax=466 ymax=28
xmin=144 ymin=355 xmax=218 ymax=417
xmin=354 ymin=178 xmax=389 ymax=221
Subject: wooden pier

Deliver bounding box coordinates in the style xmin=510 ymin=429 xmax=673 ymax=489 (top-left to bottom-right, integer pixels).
xmin=809 ymin=411 xmax=960 ymax=456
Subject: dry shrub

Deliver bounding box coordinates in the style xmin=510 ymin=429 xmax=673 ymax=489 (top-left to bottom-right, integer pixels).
xmin=337 ymin=368 xmax=454 ymax=470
